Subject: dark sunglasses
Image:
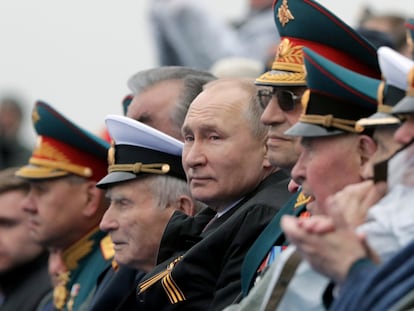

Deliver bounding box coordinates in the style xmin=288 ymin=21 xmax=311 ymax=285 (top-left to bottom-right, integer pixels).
xmin=257 ymin=88 xmax=302 ymax=111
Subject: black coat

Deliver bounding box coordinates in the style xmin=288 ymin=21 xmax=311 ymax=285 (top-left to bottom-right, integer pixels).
xmin=136 ymin=170 xmax=291 ymax=310
xmin=0 ymin=252 xmax=51 ymax=311
xmin=87 ymin=265 xmax=145 ymax=311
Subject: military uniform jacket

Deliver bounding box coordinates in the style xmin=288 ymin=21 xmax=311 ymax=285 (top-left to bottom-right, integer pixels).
xmin=136 ymin=171 xmax=291 ymax=310
xmin=53 ymin=229 xmax=114 ymax=311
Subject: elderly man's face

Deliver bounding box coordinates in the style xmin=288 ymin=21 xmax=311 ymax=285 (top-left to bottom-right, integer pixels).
xmin=127 ymin=79 xmax=184 ymax=141
xmin=182 ymin=80 xmax=268 ymax=211
xmin=100 ymin=179 xmax=176 ymax=272
xmin=292 ymin=134 xmax=369 ymax=215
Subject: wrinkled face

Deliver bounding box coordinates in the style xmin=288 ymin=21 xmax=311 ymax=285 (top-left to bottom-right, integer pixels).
xmin=0 ymin=190 xmax=44 ymax=272
xmin=394 ymin=114 xmax=414 ymax=145
xmin=127 ymin=79 xmax=183 ymax=140
xmin=100 ymin=180 xmax=176 ymax=271
xmin=362 ymin=126 xmax=402 ymax=179
xmin=182 ymin=81 xmax=267 ymax=211
xmin=260 ymin=86 xmax=306 ymax=171
xmin=22 ymin=177 xmax=89 ymax=249
xmin=292 ymin=134 xmax=365 ymax=215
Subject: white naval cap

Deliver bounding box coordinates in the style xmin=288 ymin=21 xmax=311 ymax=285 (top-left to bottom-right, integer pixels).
xmin=392 ymin=50 xmax=414 ymax=115
xmin=96 ymin=115 xmax=186 ymax=188
xmin=357 ymin=47 xmax=414 ymax=128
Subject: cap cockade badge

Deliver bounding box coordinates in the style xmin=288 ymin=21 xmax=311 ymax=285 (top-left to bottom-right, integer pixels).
xmin=32 ymin=107 xmax=40 ymax=124
xmin=278 ymin=0 xmax=295 ymax=27
xmin=107 ymin=141 xmax=115 ymax=166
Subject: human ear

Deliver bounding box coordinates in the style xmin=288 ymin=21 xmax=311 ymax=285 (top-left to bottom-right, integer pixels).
xmin=358 ymin=135 xmax=377 ymax=174
xmin=175 ymin=195 xmax=196 ymax=216
xmin=82 ymin=181 xmax=102 ymax=217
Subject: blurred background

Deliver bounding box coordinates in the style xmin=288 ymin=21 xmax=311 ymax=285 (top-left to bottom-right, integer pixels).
xmin=0 ymin=0 xmax=413 ymax=148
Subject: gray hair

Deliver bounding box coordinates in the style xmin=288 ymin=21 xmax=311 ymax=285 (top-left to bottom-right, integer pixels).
xmin=145 ymin=175 xmax=205 ymax=213
xmin=127 ymin=66 xmax=215 ymax=95
xmin=243 ymin=80 xmax=268 ymax=140
xmin=173 ymin=74 xmax=217 ymax=131
xmin=127 ymin=67 xmax=216 ymax=136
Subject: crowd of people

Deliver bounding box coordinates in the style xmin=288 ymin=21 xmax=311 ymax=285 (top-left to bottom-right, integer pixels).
xmin=1 ymin=0 xmax=414 ymax=310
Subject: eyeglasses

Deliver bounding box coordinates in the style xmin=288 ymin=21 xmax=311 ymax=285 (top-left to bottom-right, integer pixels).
xmin=257 ymin=88 xmax=302 ymax=111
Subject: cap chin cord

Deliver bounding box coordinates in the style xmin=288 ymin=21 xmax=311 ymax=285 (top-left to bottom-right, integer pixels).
xmin=299 ymin=114 xmax=358 ymax=133
xmin=108 ymin=162 xmax=170 ymax=175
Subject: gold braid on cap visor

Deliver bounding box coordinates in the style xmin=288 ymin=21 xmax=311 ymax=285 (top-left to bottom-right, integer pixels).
xmin=29 ymin=158 xmax=93 ymax=177
xmin=108 ymin=163 xmax=170 ymax=175
xmin=299 ymin=114 xmax=359 ymax=133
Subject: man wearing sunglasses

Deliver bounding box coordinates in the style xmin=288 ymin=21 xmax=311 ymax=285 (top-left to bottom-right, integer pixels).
xmin=236 ymin=33 xmax=309 ymax=306
xmin=228 ymin=0 xmax=384 ymax=309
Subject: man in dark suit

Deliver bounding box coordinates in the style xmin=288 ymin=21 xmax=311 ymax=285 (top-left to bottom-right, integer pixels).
xmin=134 ymin=77 xmax=292 ymax=310
xmin=87 ymin=67 xmax=216 ymax=311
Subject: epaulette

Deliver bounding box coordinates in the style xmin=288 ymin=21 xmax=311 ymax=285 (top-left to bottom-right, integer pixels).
xmin=294 ymin=191 xmax=312 ymax=209
xmin=100 ymin=235 xmax=115 ymax=260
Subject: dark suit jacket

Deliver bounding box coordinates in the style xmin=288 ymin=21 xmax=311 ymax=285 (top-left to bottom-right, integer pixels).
xmin=156 ymin=207 xmax=217 ymax=263
xmin=136 ymin=171 xmax=291 ymax=310
xmin=87 ymin=265 xmax=145 ymax=311
xmin=330 ymin=239 xmax=414 ymax=311
xmin=0 ymin=252 xmax=51 ymax=311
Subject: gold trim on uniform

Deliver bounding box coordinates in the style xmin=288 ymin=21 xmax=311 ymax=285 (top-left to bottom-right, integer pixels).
xmin=278 ymin=0 xmax=295 ymax=27
xmin=100 ymin=235 xmax=115 ymax=260
xmin=28 ymin=157 xmax=92 ymax=178
xmin=377 ymin=81 xmax=385 ymax=107
xmin=108 ymin=162 xmax=171 ymax=175
xmin=112 ymin=260 xmax=119 ymax=271
xmin=377 ymin=104 xmax=393 ymax=114
xmin=53 ymin=228 xmax=102 ymax=310
xmin=355 ymin=116 xmax=400 ymax=131
xmin=53 ymin=271 xmax=70 ymax=310
xmin=32 ymin=107 xmax=41 ymax=124
xmin=107 ymin=141 xmax=115 ymax=166
xmin=162 ymin=272 xmax=186 ymax=304
xmin=301 ymin=89 xmax=311 ymax=112
xmin=138 ymin=256 xmax=183 ymax=294
xmin=16 ymin=137 xmax=93 ymax=178
xmin=63 ymin=227 xmax=99 ymax=270
xmin=299 ymin=114 xmax=358 ymax=133
xmin=34 ymin=137 xmax=70 ymax=162
xmin=275 ymin=39 xmax=304 ymax=72
xmin=255 ymin=38 xmax=306 ymax=85
xmin=294 ymin=191 xmax=312 ymax=208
